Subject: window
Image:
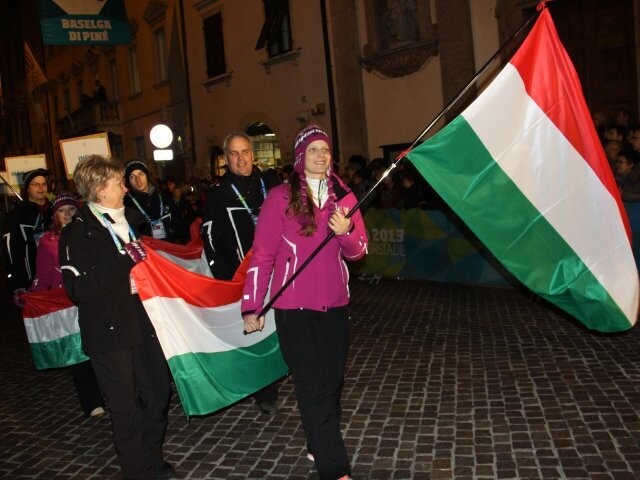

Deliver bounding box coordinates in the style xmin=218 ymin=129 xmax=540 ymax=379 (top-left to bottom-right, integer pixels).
xmin=203 ymin=12 xmax=226 ymax=78
xmin=109 ymin=59 xmax=119 ymax=100
xmin=255 ymin=0 xmax=292 ymax=57
xmin=135 ymin=136 xmax=146 ymax=160
xmin=154 ymin=28 xmax=167 ymax=82
xmin=128 ymin=46 xmax=141 ymax=95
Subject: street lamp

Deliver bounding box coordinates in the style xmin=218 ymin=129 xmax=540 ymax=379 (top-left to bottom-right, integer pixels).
xmin=150 ymin=123 xmax=174 ymax=161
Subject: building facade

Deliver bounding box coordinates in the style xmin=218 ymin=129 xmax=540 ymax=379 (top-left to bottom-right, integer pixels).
xmin=1 ymin=0 xmax=639 ymax=184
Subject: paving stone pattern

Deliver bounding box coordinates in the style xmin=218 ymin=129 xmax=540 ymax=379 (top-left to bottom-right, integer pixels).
xmin=1 ymin=279 xmax=639 ymax=479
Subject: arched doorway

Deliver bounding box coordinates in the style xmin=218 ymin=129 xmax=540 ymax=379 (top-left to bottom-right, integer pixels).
xmin=246 ymin=121 xmax=281 ymax=170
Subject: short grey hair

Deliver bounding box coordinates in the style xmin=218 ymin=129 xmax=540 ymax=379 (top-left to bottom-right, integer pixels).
xmin=73 ymin=155 xmax=124 ymax=203
xmin=223 ymin=132 xmax=253 ymax=156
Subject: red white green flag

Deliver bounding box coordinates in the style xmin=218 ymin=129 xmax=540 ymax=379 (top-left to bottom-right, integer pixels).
xmin=131 ymin=244 xmax=287 ymax=417
xmin=22 ymin=236 xmax=287 ymax=416
xmin=407 ymin=8 xmax=638 ymax=332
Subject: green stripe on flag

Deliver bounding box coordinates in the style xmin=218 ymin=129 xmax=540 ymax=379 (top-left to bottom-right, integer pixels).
xmin=166 ymin=332 xmax=288 ymax=416
xmin=407 ymin=116 xmax=630 ymax=332
xmin=30 ymin=332 xmax=89 ymax=370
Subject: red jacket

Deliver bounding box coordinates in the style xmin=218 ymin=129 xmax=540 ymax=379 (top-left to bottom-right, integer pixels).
xmin=241 ymin=180 xmax=367 ymax=314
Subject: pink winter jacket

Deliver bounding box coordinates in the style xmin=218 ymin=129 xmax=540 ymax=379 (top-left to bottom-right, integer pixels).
xmin=241 ymin=181 xmax=368 ymax=314
xmin=29 ymin=232 xmax=62 ymax=292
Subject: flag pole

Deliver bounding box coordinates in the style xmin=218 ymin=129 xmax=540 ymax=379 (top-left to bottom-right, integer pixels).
xmin=249 ymin=7 xmax=542 ymax=327
xmin=0 ymin=173 xmax=23 ymax=201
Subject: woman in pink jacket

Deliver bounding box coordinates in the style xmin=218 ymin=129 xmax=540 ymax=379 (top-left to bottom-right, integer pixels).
xmin=242 ymin=125 xmax=367 ymax=480
xmin=30 ymin=192 xmax=105 ymax=418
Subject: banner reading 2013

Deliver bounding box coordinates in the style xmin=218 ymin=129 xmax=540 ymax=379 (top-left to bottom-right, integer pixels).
xmin=38 ymin=0 xmax=131 ymax=45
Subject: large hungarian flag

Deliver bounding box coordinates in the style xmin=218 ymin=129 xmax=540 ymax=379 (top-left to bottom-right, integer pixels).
xmin=407 ymin=8 xmax=638 ymax=332
xmin=22 ymin=237 xmax=287 ymax=416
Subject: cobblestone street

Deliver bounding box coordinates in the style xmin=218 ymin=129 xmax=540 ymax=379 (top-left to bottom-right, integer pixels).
xmin=1 ymin=278 xmax=639 ymax=479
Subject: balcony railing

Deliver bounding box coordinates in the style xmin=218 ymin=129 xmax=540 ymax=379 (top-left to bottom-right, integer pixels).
xmin=57 ymin=100 xmax=121 ymax=138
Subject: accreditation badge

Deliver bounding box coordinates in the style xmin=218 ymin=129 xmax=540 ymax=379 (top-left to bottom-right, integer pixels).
xmin=151 ymin=220 xmax=167 ymax=239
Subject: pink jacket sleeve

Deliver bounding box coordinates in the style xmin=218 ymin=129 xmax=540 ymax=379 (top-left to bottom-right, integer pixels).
xmin=335 ymin=192 xmax=368 ymax=261
xmin=241 ymin=189 xmax=285 ymax=315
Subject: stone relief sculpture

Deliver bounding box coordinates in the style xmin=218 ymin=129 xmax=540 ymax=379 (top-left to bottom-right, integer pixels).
xmin=362 ymin=0 xmax=438 ymax=78
xmin=382 ymin=0 xmax=420 ymax=48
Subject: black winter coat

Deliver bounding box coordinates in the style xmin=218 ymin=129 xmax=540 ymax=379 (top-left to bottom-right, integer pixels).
xmin=201 ymin=169 xmax=279 ymax=280
xmin=59 ymin=203 xmax=156 ymax=354
xmin=2 ymin=199 xmax=52 ymax=290
xmin=124 ymin=187 xmax=186 ymax=243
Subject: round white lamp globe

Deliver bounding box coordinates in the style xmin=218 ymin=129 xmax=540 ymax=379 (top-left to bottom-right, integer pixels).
xmin=150 ymin=124 xmax=174 ymax=149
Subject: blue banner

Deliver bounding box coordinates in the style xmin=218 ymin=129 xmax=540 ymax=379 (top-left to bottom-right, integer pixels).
xmin=38 ymin=0 xmax=131 ymax=45
xmin=357 ymin=205 xmax=640 ymax=287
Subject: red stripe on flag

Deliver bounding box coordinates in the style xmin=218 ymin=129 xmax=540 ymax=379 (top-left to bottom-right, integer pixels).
xmin=141 ymin=235 xmax=203 ymax=260
xmin=132 ymin=247 xmax=252 ymax=308
xmin=509 ymin=9 xmax=631 ymax=239
xmin=22 ymin=288 xmax=75 ymax=318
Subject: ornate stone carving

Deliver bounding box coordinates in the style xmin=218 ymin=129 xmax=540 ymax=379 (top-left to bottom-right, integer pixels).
xmin=361 ymin=40 xmax=438 ymax=77
xmin=143 ymin=0 xmax=168 ymax=28
xmin=360 ymin=0 xmax=438 ymax=78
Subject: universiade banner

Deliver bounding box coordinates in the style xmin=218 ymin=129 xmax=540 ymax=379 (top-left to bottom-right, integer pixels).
xmin=356 ymin=208 xmax=509 ymax=286
xmin=22 ymin=237 xmax=287 ymax=417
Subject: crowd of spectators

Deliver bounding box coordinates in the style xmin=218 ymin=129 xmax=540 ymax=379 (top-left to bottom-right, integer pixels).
xmin=596 ymin=108 xmax=640 ymax=201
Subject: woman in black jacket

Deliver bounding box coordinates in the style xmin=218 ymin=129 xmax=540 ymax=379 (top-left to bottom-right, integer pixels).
xmin=59 ymin=155 xmax=173 ymax=480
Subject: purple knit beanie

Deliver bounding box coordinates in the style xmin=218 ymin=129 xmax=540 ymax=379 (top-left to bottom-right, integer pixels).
xmin=52 ymin=191 xmax=79 ymax=214
xmin=293 ymin=125 xmax=332 ymax=175
xmin=292 ymin=125 xmax=336 ymax=228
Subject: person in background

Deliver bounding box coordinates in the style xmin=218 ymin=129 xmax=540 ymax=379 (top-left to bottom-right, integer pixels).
xmin=30 ymin=191 xmax=105 ymax=418
xmin=242 ymin=125 xmax=368 ymax=480
xmin=615 ymin=149 xmax=640 ymax=201
xmin=201 ymin=131 xmax=281 ymax=415
xmin=60 ymin=155 xmax=173 ymax=480
xmin=93 ymin=79 xmax=107 ymax=102
xmin=124 ymin=159 xmax=187 ymax=244
xmin=2 ymin=168 xmax=53 ymax=306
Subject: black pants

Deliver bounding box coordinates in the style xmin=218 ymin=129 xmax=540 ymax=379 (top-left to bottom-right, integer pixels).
xmin=275 ymin=307 xmax=351 ymax=480
xmin=90 ymin=339 xmax=171 ymax=480
xmin=67 ymin=360 xmax=104 ymax=416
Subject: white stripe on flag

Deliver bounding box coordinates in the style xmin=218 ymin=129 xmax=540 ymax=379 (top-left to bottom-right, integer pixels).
xmin=24 ymin=306 xmax=79 ymax=344
xmin=141 ymin=297 xmax=276 ymax=358
xmin=463 ymin=63 xmax=637 ymax=320
xmin=155 ymin=250 xmax=213 ymax=277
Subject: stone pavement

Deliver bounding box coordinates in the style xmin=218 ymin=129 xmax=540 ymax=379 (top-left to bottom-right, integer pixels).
xmin=1 ymin=278 xmax=639 ymax=479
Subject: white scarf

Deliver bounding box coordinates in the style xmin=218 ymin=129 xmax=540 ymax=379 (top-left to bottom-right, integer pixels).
xmin=306 ymin=178 xmax=328 ymax=208
xmin=89 ymin=203 xmax=132 ymax=242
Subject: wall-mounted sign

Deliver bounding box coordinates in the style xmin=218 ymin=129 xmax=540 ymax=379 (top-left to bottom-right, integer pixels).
xmin=38 ymin=0 xmax=131 ymax=45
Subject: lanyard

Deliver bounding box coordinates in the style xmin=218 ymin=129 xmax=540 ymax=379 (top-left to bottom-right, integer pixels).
xmin=127 ymin=192 xmax=163 ymax=223
xmin=230 ymin=178 xmax=267 ymax=226
xmin=88 ymin=203 xmax=137 ymax=254
xmin=33 ymin=213 xmax=42 ymax=232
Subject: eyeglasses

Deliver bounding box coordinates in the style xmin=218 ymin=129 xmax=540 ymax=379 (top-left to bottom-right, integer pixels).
xmin=307 ymin=147 xmax=330 ymax=156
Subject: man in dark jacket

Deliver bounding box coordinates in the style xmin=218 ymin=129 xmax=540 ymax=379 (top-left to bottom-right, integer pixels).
xmin=123 ymin=159 xmax=187 ymax=243
xmin=201 ymin=132 xmax=281 ymax=414
xmin=2 ymin=168 xmax=53 ymax=303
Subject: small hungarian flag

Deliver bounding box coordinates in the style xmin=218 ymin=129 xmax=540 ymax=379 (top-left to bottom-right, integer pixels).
xmin=131 ymin=245 xmax=288 ymax=417
xmin=22 ymin=288 xmax=88 ymax=370
xmin=407 ymin=8 xmax=638 ymax=332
